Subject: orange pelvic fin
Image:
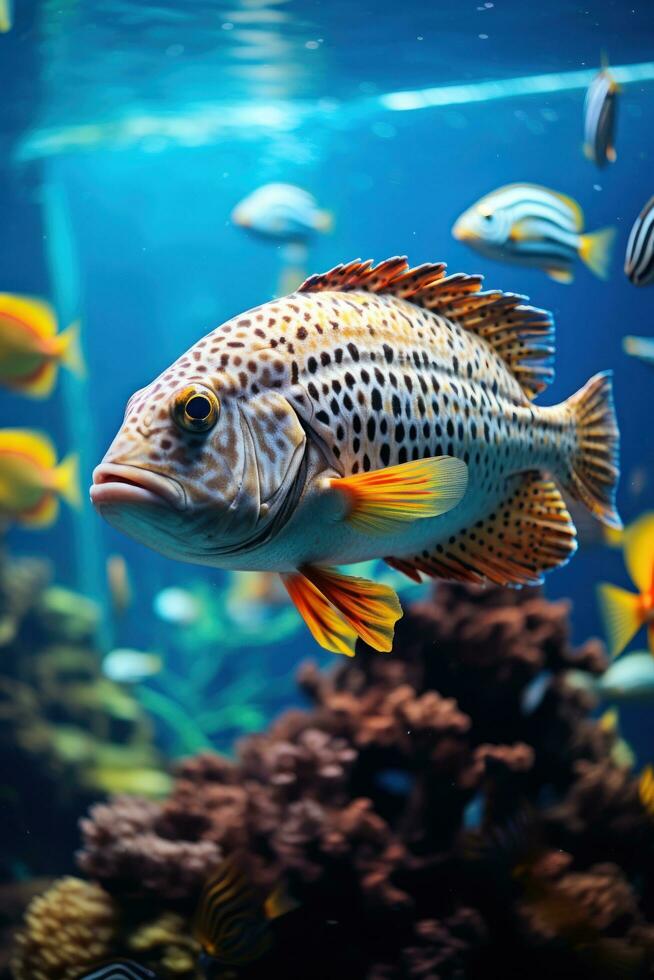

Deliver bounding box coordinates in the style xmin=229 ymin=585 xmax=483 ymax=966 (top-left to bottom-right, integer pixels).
xmin=283 ymin=566 xmax=402 ymax=655
xmin=330 ymin=455 xmax=467 ymax=535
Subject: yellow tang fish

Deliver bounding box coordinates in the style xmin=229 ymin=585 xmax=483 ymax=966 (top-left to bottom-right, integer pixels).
xmin=91 ymin=257 xmax=620 ymax=655
xmin=0 ymin=293 xmax=84 ymax=397
xmin=0 ymin=429 xmax=80 ymax=527
xmin=598 ymin=511 xmax=654 ymax=657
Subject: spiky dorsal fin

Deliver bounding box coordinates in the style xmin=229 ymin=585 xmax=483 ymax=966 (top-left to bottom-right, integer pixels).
xmin=298 ymin=257 xmax=555 ymax=399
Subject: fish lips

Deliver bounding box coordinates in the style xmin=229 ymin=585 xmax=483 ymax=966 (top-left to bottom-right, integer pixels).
xmin=90 ymin=463 xmax=187 ymax=512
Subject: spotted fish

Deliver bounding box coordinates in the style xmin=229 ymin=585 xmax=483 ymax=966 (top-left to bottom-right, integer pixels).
xmin=91 ymin=257 xmax=621 ymax=655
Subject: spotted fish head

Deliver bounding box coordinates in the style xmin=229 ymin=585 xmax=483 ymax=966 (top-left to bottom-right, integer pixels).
xmin=452 ymin=196 xmax=511 ymax=249
xmin=91 ymin=352 xmax=307 ymax=564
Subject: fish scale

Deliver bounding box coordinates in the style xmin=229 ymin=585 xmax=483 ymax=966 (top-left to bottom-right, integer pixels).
xmin=92 ymin=256 xmax=621 ymax=655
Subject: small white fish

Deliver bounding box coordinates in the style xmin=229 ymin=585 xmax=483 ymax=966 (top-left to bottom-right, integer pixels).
xmin=583 ymin=58 xmax=619 ymax=168
xmin=101 ymin=648 xmax=162 ymax=684
xmin=452 ymin=183 xmax=616 ymax=283
xmin=152 ymin=586 xmax=202 ymax=626
xmin=521 ymin=670 xmax=553 ymax=715
xmin=566 ymin=653 xmax=654 ymax=704
xmin=231 ymin=183 xmax=333 ymax=242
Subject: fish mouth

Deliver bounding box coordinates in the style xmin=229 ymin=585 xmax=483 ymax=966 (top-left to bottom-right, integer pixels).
xmin=452 ymin=220 xmax=472 ymax=241
xmin=90 ymin=463 xmax=187 ymax=511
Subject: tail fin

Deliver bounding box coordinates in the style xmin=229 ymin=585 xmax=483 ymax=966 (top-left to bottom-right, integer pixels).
xmin=58 ymin=320 xmax=85 ymax=377
xmin=596 ymin=583 xmax=643 ymax=657
xmin=579 ymin=226 xmax=616 ymax=279
xmin=54 ymin=452 xmax=81 ymax=508
xmin=564 ymin=371 xmax=621 ymax=529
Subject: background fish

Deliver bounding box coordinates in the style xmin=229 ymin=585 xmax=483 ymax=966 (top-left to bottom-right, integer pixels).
xmin=0 ymin=429 xmax=79 ymax=527
xmin=624 ymin=334 xmax=654 ymax=367
xmin=566 ymin=652 xmax=654 ymax=704
xmin=231 ymin=183 xmax=332 ymax=242
xmin=106 ymin=553 xmax=132 ymax=617
xmin=452 ymin=183 xmax=616 ymax=282
xmin=101 ymin=648 xmax=162 ymax=684
xmin=583 ymin=58 xmax=619 ymax=167
xmin=0 ymin=293 xmax=83 ymax=397
xmin=624 ymin=195 xmax=654 ymax=286
xmin=91 ymin=257 xmax=620 ymax=656
xmin=597 ymin=511 xmax=654 ymax=657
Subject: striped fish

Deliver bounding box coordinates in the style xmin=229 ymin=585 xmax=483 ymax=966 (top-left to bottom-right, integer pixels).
xmin=78 ymin=963 xmax=157 ymax=979
xmin=452 ymin=183 xmax=616 ymax=283
xmin=193 ymin=857 xmax=293 ymax=966
xmin=625 ymin=196 xmax=654 ymax=286
xmin=583 ymin=60 xmax=619 ymax=167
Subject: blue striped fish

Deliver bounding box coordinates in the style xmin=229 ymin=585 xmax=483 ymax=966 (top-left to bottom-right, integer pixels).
xmin=193 ymin=857 xmax=296 ymax=967
xmin=583 ymin=60 xmax=619 ymax=167
xmin=78 ymin=963 xmax=157 ymax=979
xmin=625 ymin=196 xmax=654 ymax=287
xmin=452 ymin=183 xmax=616 ymax=283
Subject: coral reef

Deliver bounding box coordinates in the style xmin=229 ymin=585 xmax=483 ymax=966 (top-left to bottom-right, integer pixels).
xmin=0 ymin=546 xmax=169 ymax=880
xmin=11 ymin=582 xmax=654 ymax=979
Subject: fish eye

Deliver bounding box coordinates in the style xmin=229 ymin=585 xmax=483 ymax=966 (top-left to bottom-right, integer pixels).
xmin=172 ymin=384 xmax=220 ymax=433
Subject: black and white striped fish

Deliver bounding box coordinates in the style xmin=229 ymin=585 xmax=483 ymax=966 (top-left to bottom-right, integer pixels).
xmin=452 ymin=183 xmax=615 ymax=283
xmin=78 ymin=962 xmax=157 ymax=979
xmin=625 ymin=196 xmax=654 ymax=287
xmin=583 ymin=61 xmax=619 ymax=167
xmin=193 ymin=857 xmax=297 ymax=967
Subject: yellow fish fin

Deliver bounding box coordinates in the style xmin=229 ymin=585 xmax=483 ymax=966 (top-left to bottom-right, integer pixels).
xmin=0 ymin=294 xmax=57 ymax=338
xmin=330 ymin=456 xmax=468 ymax=535
xmin=639 ymin=765 xmax=654 ymax=819
xmin=603 ymin=525 xmax=624 ymax=549
xmin=57 ymin=320 xmax=85 ymax=377
xmin=509 ymin=219 xmax=535 ymax=242
xmin=20 ymin=494 xmax=59 ymax=528
xmin=596 ymin=583 xmax=644 ymax=658
xmin=0 ymin=428 xmax=57 ymax=468
xmin=385 ymin=473 xmax=577 ymax=587
xmin=53 ymin=453 xmax=81 ymax=508
xmin=623 ymin=512 xmax=654 ymax=594
xmin=563 ymin=372 xmax=621 ymax=530
xmin=282 ymin=571 xmax=359 ymax=656
xmin=546 ymin=267 xmax=574 ymax=284
xmin=578 ymin=226 xmax=616 ymax=279
xmin=283 ymin=566 xmax=402 ymax=654
xmin=599 ymin=706 xmax=619 ymax=734
xmin=16 ymin=361 xmax=58 ymax=398
xmin=264 ymin=882 xmax=300 ymax=920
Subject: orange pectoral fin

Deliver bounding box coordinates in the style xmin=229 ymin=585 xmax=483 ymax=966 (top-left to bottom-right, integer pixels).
xmin=330 ymin=455 xmax=467 ymax=535
xmin=597 ymin=583 xmax=645 ymax=658
xmin=282 ymin=572 xmax=359 ymax=656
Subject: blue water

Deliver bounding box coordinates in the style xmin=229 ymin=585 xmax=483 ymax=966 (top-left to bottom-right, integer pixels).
xmin=1 ymin=0 xmax=653 ymax=757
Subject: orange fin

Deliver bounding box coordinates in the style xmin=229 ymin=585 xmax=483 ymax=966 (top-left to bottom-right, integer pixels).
xmin=563 ymin=371 xmax=621 ymax=529
xmin=385 ymin=472 xmax=577 ymax=587
xmin=331 ymin=456 xmax=467 ymax=535
xmin=639 ymin=765 xmax=654 ymax=819
xmin=283 ymin=567 xmax=402 ymax=654
xmin=299 ymin=257 xmax=555 ymax=398
xmin=596 ymin=583 xmax=644 ymax=658
xmin=623 ymin=512 xmax=654 ymax=594
xmin=282 ymin=571 xmax=359 ymax=656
